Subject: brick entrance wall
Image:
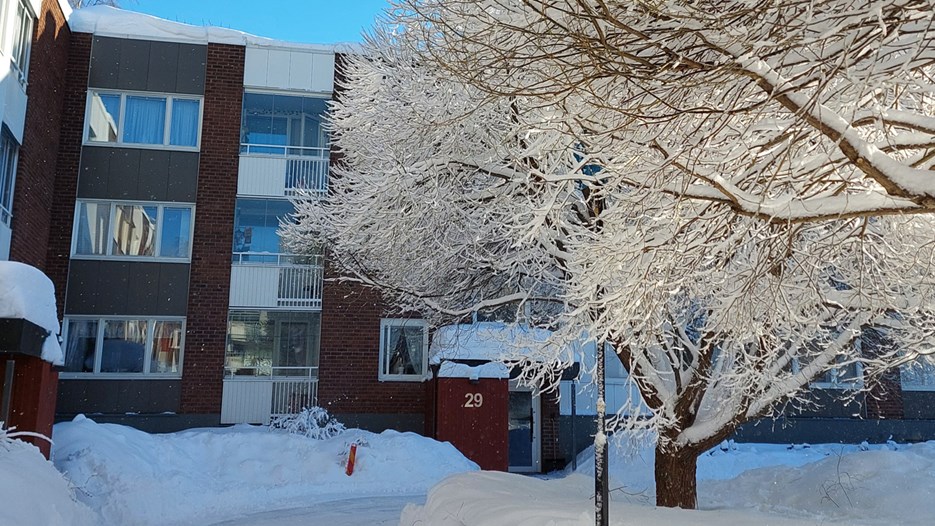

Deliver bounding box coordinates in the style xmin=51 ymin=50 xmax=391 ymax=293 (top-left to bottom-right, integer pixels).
xmin=179 ymin=43 xmax=244 ymax=415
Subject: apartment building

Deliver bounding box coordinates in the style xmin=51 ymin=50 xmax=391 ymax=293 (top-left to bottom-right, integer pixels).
xmin=5 ymin=3 xmax=935 ymax=470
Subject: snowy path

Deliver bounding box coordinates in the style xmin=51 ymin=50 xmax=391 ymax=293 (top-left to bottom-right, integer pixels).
xmin=207 ymin=495 xmax=420 ymax=526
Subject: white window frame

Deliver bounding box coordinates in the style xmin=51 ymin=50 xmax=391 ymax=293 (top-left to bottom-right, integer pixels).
xmin=60 ymin=316 xmax=186 ymax=379
xmin=0 ymin=127 xmax=19 ymax=227
xmin=378 ymin=318 xmax=429 ymax=382
xmin=3 ymin=0 xmax=34 ymax=87
xmin=70 ymin=199 xmax=196 ymax=262
xmin=83 ymin=90 xmax=204 ymax=151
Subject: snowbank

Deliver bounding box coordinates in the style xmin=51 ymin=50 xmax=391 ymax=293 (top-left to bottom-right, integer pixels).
xmin=0 ymin=436 xmax=96 ymax=526
xmin=399 ymin=471 xmax=816 ymax=525
xmin=0 ymin=261 xmax=62 ymax=364
xmin=52 ymin=416 xmax=477 ymax=526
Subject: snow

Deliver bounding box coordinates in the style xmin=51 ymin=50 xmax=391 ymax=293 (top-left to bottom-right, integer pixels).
xmin=430 ymin=322 xmax=558 ymax=364
xmin=0 ymin=261 xmax=63 ymax=364
xmin=68 ymin=6 xmax=345 ymax=51
xmin=404 ymin=438 xmax=935 ymax=525
xmin=438 ymin=360 xmax=510 ymax=379
xmin=51 ymin=415 xmax=478 ymax=525
xmin=0 ymin=436 xmax=96 ymax=526
xmin=0 ymin=413 xmax=932 ymax=524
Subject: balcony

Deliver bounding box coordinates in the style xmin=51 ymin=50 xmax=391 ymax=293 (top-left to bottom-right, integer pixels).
xmin=221 ymin=366 xmax=319 ymax=424
xmin=229 ymin=252 xmax=323 ymax=310
xmin=238 ymin=144 xmax=329 ymax=198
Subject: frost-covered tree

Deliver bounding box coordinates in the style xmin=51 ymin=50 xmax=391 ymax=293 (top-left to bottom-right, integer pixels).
xmin=69 ymin=0 xmax=123 ymax=8
xmin=284 ymin=0 xmax=935 ymax=510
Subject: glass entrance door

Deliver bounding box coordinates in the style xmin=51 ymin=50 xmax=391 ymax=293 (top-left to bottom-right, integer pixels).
xmin=508 ymin=390 xmax=541 ymax=472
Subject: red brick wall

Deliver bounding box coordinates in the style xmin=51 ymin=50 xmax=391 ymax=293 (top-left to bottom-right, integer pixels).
xmin=44 ymin=32 xmax=91 ymax=318
xmin=9 ymin=0 xmax=71 ymax=270
xmin=179 ymin=44 xmax=244 ymax=414
xmin=317 ymin=275 xmax=428 ymax=415
xmin=540 ymin=390 xmax=562 ymax=471
xmin=0 ymin=357 xmax=58 ymax=458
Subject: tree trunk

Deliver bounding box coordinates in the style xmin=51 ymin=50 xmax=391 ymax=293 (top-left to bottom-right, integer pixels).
xmin=654 ymin=445 xmax=698 ymax=509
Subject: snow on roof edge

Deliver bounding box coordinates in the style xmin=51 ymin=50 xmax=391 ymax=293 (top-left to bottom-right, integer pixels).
xmin=66 ymin=6 xmax=350 ymax=53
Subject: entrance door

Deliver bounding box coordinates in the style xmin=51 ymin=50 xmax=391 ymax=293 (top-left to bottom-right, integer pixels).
xmin=508 ymin=389 xmax=541 ymax=472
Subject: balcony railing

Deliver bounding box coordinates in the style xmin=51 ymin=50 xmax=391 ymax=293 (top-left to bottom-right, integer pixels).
xmin=238 ymin=144 xmax=329 ymax=198
xmin=229 ymin=253 xmax=323 ymax=310
xmin=221 ymin=366 xmax=319 ymax=424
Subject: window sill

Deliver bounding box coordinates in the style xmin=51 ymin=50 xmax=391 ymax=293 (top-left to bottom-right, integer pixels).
xmin=83 ymin=141 xmax=200 ymax=153
xmin=59 ymin=373 xmax=182 ymax=380
xmin=809 ymin=382 xmax=864 ymax=390
xmin=70 ymin=255 xmax=192 ymax=264
xmin=378 ymin=374 xmax=428 ymax=383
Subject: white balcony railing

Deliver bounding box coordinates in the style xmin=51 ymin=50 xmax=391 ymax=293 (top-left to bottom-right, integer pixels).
xmin=238 ymin=144 xmax=329 ymax=198
xmin=221 ymin=366 xmax=319 ymax=424
xmin=229 ymin=253 xmax=323 ymax=310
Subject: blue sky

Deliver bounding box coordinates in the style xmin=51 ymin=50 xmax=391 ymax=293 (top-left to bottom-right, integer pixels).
xmin=126 ymin=0 xmax=390 ymax=44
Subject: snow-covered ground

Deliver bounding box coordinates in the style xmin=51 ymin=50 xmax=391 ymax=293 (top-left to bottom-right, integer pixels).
xmin=403 ymin=438 xmax=935 ymax=525
xmin=5 ymin=416 xmax=935 ymax=525
xmin=49 ymin=415 xmax=476 ymax=525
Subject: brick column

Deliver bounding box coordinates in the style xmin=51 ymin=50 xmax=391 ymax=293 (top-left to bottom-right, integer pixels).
xmin=9 ymin=0 xmax=72 ymax=269
xmin=180 ymin=43 xmax=244 ymax=415
xmin=44 ymin=32 xmax=91 ymax=318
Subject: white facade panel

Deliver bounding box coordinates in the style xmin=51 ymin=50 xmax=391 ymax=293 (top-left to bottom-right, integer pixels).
xmin=288 ymin=52 xmax=313 ymax=91
xmin=265 ymin=49 xmax=291 ymax=89
xmin=311 ymin=53 xmax=335 ymax=93
xmin=229 ymin=265 xmax=279 ymax=308
xmin=244 ymin=46 xmax=335 ymax=93
xmin=243 ymin=47 xmax=269 ymax=88
xmin=221 ymin=379 xmax=274 ymax=424
xmin=237 ymin=156 xmax=288 ymax=197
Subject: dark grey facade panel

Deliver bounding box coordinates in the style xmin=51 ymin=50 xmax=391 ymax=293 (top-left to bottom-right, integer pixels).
xmin=118 ymin=39 xmax=151 ymax=91
xmin=65 ymin=260 xmax=191 ymax=316
xmin=903 ymin=392 xmax=935 ymax=419
xmin=53 ymin=412 xmax=220 ymax=433
xmin=77 ymin=147 xmax=199 ymax=202
xmin=147 ymin=41 xmax=180 ymax=93
xmin=88 ymin=36 xmax=206 ymax=95
xmin=333 ymin=413 xmax=425 ymax=434
xmin=56 ymin=379 xmax=182 ymax=415
xmin=176 ymin=44 xmax=208 ymax=94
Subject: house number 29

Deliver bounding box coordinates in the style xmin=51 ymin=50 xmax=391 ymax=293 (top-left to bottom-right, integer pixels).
xmin=463 ymin=393 xmax=484 ymax=408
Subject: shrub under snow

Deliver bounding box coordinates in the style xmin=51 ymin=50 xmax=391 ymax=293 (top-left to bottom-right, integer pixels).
xmin=269 ymin=406 xmax=346 ymax=440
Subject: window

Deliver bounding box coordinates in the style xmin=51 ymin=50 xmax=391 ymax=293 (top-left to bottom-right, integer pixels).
xmin=61 ymin=317 xmax=184 ymax=377
xmin=72 ymin=201 xmax=194 ymax=261
xmin=901 ymin=357 xmax=935 ymax=391
xmin=3 ymin=0 xmax=34 ymax=85
xmin=379 ymin=319 xmax=429 ymax=381
xmin=225 ymin=310 xmax=321 ymax=376
xmin=0 ymin=127 xmax=19 ymax=227
xmin=85 ymin=91 xmax=203 ymax=149
xmin=240 ymin=92 xmax=329 ymax=155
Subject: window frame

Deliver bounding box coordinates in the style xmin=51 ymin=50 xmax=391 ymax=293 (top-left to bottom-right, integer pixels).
xmin=378 ymin=318 xmax=429 ymax=382
xmin=3 ymin=0 xmax=34 ymax=87
xmin=0 ymin=127 xmax=19 ymax=227
xmin=794 ymin=357 xmax=864 ymax=390
xmin=59 ymin=315 xmax=186 ymax=379
xmin=83 ymin=90 xmax=204 ymax=151
xmin=240 ymin=89 xmax=331 ymax=156
xmin=70 ymin=199 xmax=196 ymax=262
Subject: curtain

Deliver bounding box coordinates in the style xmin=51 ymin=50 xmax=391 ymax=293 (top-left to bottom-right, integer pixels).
xmin=170 ymin=99 xmax=200 ymax=147
xmin=124 ymin=96 xmax=166 ymax=144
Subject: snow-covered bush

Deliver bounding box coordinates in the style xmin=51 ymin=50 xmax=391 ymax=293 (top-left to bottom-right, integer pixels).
xmin=268 ymin=407 xmax=345 ymax=440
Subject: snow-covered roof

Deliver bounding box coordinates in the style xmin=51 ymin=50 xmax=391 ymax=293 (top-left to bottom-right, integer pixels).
xmin=67 ymin=6 xmax=349 ymax=52
xmin=0 ymin=262 xmax=62 ymax=365
xmin=429 ymin=322 xmax=559 ymax=364
xmin=437 ymin=361 xmax=510 ymax=380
